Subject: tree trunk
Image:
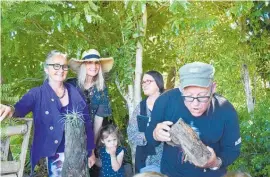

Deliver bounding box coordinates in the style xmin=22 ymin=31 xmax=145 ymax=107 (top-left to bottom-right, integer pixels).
xmin=168 ymin=119 xmax=211 ymax=166
xmin=166 ymin=67 xmax=176 ymax=89
xmin=115 ymin=4 xmax=147 ymax=173
xmin=242 ymin=64 xmax=254 ymax=114
xmin=134 ymin=41 xmax=143 ymax=108
xmin=62 ymin=120 xmax=89 ymax=177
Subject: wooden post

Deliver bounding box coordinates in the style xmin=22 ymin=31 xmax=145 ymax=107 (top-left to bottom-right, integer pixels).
xmin=1 ymin=124 xmax=28 ymax=137
xmin=242 ymin=64 xmax=254 ymax=114
xmin=0 ymin=161 xmax=21 ymax=174
xmin=0 ymin=118 xmax=33 ymax=177
xmin=1 ymin=138 xmax=10 ymax=161
xmin=17 ymin=119 xmax=33 ymax=177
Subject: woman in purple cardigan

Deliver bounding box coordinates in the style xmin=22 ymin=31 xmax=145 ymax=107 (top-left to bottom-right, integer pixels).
xmin=0 ymin=50 xmax=96 ymax=176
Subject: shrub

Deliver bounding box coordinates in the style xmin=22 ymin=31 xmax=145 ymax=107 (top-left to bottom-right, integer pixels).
xmin=229 ymin=98 xmax=270 ymax=177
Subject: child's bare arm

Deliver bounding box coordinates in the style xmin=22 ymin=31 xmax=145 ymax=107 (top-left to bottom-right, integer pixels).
xmin=110 ymin=150 xmax=124 ymax=172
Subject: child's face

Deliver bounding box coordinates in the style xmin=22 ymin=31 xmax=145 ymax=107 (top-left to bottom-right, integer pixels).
xmin=102 ymin=133 xmax=118 ymax=148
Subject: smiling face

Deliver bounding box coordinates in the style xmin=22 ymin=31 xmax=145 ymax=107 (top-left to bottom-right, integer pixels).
xmin=101 ymin=133 xmax=118 ymax=148
xmin=141 ymin=74 xmax=160 ymax=96
xmin=182 ymin=85 xmax=216 ymax=117
xmin=45 ymin=55 xmax=68 ymax=83
xmin=85 ymin=61 xmax=101 ymax=78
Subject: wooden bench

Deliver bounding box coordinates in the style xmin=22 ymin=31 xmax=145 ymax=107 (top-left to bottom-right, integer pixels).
xmin=1 ymin=118 xmax=33 ymax=177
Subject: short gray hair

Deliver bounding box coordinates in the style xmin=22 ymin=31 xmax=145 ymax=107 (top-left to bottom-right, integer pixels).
xmin=44 ymin=50 xmax=67 ymax=80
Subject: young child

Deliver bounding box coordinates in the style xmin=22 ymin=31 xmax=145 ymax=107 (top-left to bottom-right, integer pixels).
xmin=97 ymin=124 xmax=125 ymax=177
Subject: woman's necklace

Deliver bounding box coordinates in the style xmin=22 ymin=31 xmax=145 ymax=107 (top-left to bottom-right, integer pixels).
xmin=58 ymin=87 xmax=66 ymax=99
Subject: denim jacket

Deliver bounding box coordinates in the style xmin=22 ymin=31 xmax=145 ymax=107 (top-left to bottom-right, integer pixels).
xmin=13 ymin=80 xmax=95 ymax=172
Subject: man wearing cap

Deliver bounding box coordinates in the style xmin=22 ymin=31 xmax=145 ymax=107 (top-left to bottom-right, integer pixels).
xmin=145 ymin=62 xmax=241 ymax=177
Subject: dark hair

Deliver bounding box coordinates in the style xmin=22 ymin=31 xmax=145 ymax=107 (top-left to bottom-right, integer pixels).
xmin=97 ymin=124 xmax=122 ymax=147
xmin=145 ymin=70 xmax=164 ymax=93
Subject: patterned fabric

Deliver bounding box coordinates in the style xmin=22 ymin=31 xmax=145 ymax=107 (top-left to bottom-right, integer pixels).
xmin=66 ymin=78 xmax=112 ymax=122
xmin=99 ymin=146 xmax=125 ymax=177
xmin=127 ymin=103 xmax=163 ymax=168
xmin=47 ymin=152 xmax=65 ymax=177
xmin=83 ymin=86 xmax=112 ymax=123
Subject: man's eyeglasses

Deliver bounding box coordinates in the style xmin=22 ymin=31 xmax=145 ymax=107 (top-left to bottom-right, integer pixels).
xmin=141 ymin=80 xmax=155 ymax=85
xmin=47 ymin=63 xmax=69 ymax=71
xmin=182 ymin=87 xmax=213 ymax=103
xmin=182 ymin=95 xmax=211 ymax=103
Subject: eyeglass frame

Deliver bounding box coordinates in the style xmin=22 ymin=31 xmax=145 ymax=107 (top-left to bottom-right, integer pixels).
xmin=181 ymin=85 xmax=214 ymax=103
xmin=141 ymin=79 xmax=155 ymax=85
xmin=46 ymin=63 xmax=69 ymax=71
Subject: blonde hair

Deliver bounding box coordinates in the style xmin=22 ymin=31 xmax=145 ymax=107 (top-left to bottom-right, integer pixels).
xmin=77 ymin=62 xmax=105 ymax=91
xmin=133 ymin=172 xmax=168 ymax=177
xmin=223 ymin=171 xmax=252 ymax=177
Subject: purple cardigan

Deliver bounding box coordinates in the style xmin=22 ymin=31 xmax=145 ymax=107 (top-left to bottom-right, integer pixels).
xmin=13 ymin=80 xmax=95 ymax=172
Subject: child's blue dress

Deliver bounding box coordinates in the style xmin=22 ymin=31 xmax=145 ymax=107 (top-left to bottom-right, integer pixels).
xmin=99 ymin=146 xmax=125 ymax=177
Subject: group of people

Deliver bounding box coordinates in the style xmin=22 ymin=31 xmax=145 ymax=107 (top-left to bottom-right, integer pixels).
xmin=0 ymin=48 xmax=242 ymax=177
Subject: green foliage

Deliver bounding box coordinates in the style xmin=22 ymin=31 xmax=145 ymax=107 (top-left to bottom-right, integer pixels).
xmin=1 ymin=83 xmax=19 ymax=105
xmin=1 ymin=1 xmax=270 ymax=175
xmin=229 ymin=97 xmax=270 ymax=177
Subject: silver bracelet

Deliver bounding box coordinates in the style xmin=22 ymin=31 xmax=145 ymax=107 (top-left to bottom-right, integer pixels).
xmin=210 ymin=157 xmax=222 ymax=170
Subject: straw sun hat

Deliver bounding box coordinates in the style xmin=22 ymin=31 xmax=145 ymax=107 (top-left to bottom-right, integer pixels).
xmin=69 ymin=49 xmax=114 ymax=73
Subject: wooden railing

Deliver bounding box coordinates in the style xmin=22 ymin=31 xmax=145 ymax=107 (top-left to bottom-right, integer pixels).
xmin=1 ymin=118 xmax=33 ymax=177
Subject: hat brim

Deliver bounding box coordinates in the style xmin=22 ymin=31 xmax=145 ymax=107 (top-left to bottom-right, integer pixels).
xmin=69 ymin=57 xmax=114 ymax=73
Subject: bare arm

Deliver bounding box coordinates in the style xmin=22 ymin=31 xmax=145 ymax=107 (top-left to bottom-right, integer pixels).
xmin=88 ymin=149 xmax=96 ymax=168
xmin=110 ymin=149 xmax=124 ymax=172
xmin=94 ymin=115 xmax=103 ymax=143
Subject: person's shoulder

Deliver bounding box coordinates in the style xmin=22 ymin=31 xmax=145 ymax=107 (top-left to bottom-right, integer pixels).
xmin=30 ymin=85 xmax=42 ymax=91
xmin=161 ymin=88 xmax=180 ymax=96
xmin=214 ymin=93 xmax=237 ymax=116
xmin=98 ymin=85 xmax=109 ymax=94
xmin=24 ymin=86 xmax=41 ymax=99
xmin=66 ymin=77 xmax=78 ymax=87
xmin=30 ymin=83 xmax=47 ymax=93
xmin=117 ymin=146 xmax=126 ymax=154
xmin=214 ymin=94 xmax=235 ymax=108
xmin=65 ymin=81 xmax=82 ymax=94
xmin=158 ymin=88 xmax=181 ymax=101
xmin=99 ymin=146 xmax=106 ymax=153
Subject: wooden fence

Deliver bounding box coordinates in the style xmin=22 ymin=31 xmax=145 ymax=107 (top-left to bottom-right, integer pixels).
xmin=1 ymin=118 xmax=33 ymax=177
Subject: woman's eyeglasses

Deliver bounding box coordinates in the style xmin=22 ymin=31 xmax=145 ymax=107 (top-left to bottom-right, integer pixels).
xmin=141 ymin=80 xmax=155 ymax=85
xmin=47 ymin=63 xmax=69 ymax=71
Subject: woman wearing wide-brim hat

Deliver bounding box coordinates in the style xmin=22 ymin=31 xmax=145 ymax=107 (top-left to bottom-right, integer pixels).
xmin=68 ymin=49 xmax=113 ymax=140
xmin=67 ymin=49 xmax=114 ymax=176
